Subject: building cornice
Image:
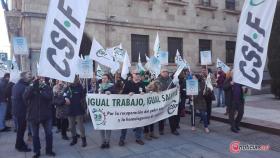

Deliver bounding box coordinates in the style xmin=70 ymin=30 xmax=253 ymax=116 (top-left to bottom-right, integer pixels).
xmin=21 ymin=11 xmax=237 ymax=37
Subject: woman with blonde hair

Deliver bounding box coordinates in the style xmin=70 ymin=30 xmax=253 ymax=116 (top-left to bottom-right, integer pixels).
xmin=223 ymin=70 xmax=233 ymax=115
xmin=143 ymin=80 xmax=161 ymax=140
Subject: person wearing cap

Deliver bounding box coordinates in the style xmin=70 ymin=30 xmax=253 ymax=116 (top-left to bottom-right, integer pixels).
xmin=119 ymin=69 xmax=146 ymax=146
xmin=0 ymin=73 xmax=10 ymax=132
xmin=156 ymin=68 xmax=179 ymax=135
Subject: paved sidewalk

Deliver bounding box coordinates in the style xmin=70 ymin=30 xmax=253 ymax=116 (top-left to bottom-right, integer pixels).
xmin=0 ymin=115 xmax=280 ymax=158
xmin=212 ymin=94 xmax=280 ymax=132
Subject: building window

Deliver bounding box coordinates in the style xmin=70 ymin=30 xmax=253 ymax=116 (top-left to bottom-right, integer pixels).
xmin=168 ymin=37 xmax=183 ymax=63
xmin=201 ymin=0 xmax=211 ymax=7
xmin=226 ymin=41 xmax=236 ymax=64
xmin=131 ymin=34 xmax=149 ymax=62
xmin=199 ymin=39 xmax=212 ymax=63
xmin=225 ymin=0 xmax=235 ymax=10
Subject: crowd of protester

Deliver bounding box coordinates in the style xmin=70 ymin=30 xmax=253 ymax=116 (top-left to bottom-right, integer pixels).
xmin=0 ymin=66 xmax=247 ymax=158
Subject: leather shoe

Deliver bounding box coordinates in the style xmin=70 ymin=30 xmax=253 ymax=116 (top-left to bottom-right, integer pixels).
xmin=119 ymin=140 xmax=125 ymax=146
xmin=236 ymin=126 xmax=240 ymax=131
xmin=32 ymin=153 xmax=40 ymax=158
xmin=231 ymin=127 xmax=239 ymax=133
xmin=16 ymin=147 xmax=32 ymax=152
xmin=46 ymin=151 xmax=56 ymax=157
xmin=172 ymin=130 xmax=180 ymax=136
xmin=135 ymin=139 xmax=144 ymax=145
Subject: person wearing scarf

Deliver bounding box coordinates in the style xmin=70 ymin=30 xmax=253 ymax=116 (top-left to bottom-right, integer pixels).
xmin=98 ymin=74 xmax=115 ymax=149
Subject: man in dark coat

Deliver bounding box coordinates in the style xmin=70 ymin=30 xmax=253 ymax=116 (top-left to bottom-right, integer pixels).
xmin=119 ymin=69 xmax=146 ymax=146
xmin=65 ymin=76 xmax=87 ymax=147
xmin=23 ymin=77 xmax=55 ymax=158
xmin=0 ymin=73 xmax=10 ymax=132
xmin=12 ymin=72 xmax=32 ymax=152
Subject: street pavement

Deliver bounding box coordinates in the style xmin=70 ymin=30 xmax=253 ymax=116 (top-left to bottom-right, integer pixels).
xmin=212 ymin=94 xmax=280 ymax=131
xmin=1 ymin=114 xmax=280 ymax=158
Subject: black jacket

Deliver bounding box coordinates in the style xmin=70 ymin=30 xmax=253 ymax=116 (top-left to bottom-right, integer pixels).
xmin=122 ymin=80 xmax=146 ymax=94
xmin=0 ymin=78 xmax=9 ymax=102
xmin=223 ymin=77 xmax=233 ymax=107
xmin=65 ymin=83 xmax=86 ymax=116
xmin=12 ymin=79 xmax=30 ymax=118
xmin=23 ymin=83 xmax=53 ymax=122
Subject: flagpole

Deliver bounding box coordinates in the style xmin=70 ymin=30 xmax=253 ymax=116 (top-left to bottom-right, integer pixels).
xmin=192 ymin=95 xmax=195 ymax=127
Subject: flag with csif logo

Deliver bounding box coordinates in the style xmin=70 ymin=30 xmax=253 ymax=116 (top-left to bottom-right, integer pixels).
xmin=233 ymin=0 xmax=277 ymax=89
xmin=38 ymin=0 xmax=89 ymax=83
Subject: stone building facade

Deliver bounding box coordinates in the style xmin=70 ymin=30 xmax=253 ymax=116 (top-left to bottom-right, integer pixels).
xmin=6 ymin=0 xmax=244 ymax=72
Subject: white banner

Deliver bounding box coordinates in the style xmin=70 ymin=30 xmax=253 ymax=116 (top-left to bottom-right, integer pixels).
xmin=12 ymin=37 xmax=29 ymax=55
xmin=186 ymin=79 xmax=198 ymax=96
xmin=77 ymin=56 xmax=93 ymax=79
xmin=38 ymin=0 xmax=89 ymax=83
xmin=200 ymin=51 xmax=212 ymax=65
xmin=233 ymin=0 xmax=277 ymax=90
xmin=87 ymin=88 xmax=179 ymax=130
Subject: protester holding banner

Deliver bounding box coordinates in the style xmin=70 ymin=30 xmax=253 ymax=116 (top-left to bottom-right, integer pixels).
xmin=143 ymin=80 xmax=161 ymax=140
xmin=53 ymin=81 xmax=69 ymax=140
xmin=215 ymin=67 xmax=226 ymax=107
xmin=191 ymin=74 xmax=210 ymax=133
xmin=23 ymin=77 xmax=55 ymax=158
xmin=114 ymin=72 xmax=125 ymax=94
xmin=155 ymin=68 xmax=179 ymax=135
xmin=0 ymin=73 xmax=10 ymax=132
xmin=98 ymin=74 xmax=115 ymax=149
xmin=119 ymin=69 xmax=146 ymax=146
xmin=12 ymin=72 xmax=32 ymax=152
xmin=65 ymin=76 xmax=87 ymax=147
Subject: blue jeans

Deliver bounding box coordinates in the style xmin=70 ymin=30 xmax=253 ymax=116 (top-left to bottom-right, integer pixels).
xmin=217 ymin=88 xmax=225 ymax=107
xmin=30 ymin=119 xmax=53 ymax=154
xmin=120 ymin=127 xmax=143 ymax=141
xmin=0 ymin=102 xmax=7 ymax=130
xmin=191 ymin=109 xmax=208 ymax=128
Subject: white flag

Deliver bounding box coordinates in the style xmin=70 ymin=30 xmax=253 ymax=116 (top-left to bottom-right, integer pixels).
xmin=175 ymin=49 xmax=189 ymax=69
xmin=158 ymin=51 xmax=168 ymax=65
xmin=112 ymin=44 xmax=125 ymax=63
xmin=137 ymin=53 xmax=145 ymax=73
xmin=145 ymin=56 xmax=161 ymax=78
xmin=38 ymin=0 xmax=89 ymax=83
xmin=206 ymin=73 xmax=213 ymax=91
xmin=233 ymin=0 xmax=277 ymax=90
xmin=146 ymin=55 xmax=150 ymax=62
xmin=96 ymin=64 xmax=104 ymax=80
xmin=153 ymin=32 xmax=160 ymax=57
xmin=172 ymin=65 xmax=184 ymax=84
xmin=89 ymin=39 xmax=119 ymax=72
xmin=121 ymin=52 xmax=131 ymax=79
xmin=216 ymin=58 xmax=230 ymax=73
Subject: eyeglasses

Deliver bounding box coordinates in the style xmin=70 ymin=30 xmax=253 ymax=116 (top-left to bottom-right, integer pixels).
xmin=133 ymin=73 xmax=140 ymax=75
